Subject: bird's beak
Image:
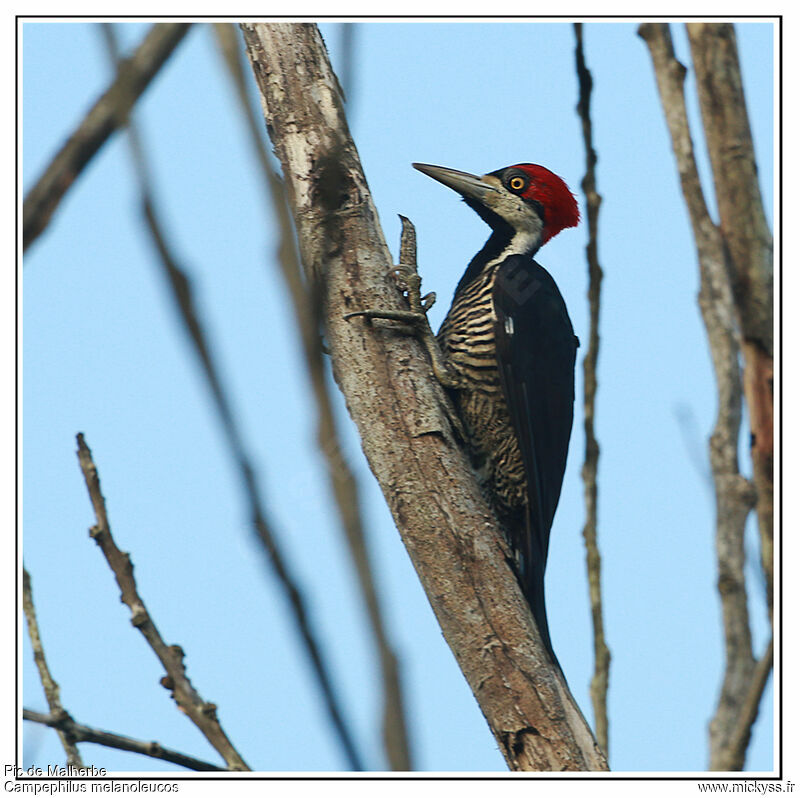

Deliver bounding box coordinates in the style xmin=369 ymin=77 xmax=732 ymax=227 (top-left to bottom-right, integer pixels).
xmin=413 ymin=163 xmax=498 ymax=202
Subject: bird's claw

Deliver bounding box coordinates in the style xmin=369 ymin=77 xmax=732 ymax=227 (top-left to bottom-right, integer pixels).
xmin=421 ymin=292 xmax=436 ymax=312
xmin=343 ymin=307 xmax=427 ymax=326
xmin=344 ymin=215 xmax=464 ymax=398
xmin=387 ymin=262 xmax=431 ymax=316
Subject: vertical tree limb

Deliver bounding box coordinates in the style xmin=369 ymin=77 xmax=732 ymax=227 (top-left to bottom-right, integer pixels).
xmin=22 ymin=23 xmax=190 ymax=252
xmin=726 ymin=637 xmax=774 ymax=768
xmin=240 ymin=21 xmax=608 ymax=772
xmin=686 ymin=23 xmax=774 ymax=623
xmin=574 ymin=22 xmax=610 ymax=760
xmin=22 ymin=567 xmax=85 ymax=768
xmin=212 ymin=23 xmax=412 ymax=771
xmin=638 ymin=22 xmax=771 ymax=772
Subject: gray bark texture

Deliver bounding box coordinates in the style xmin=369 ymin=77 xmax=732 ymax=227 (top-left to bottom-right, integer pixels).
xmin=638 ymin=22 xmax=773 ymax=773
xmin=574 ymin=22 xmax=610 ymax=760
xmin=240 ymin=22 xmax=608 ymax=772
xmin=686 ymin=23 xmax=774 ymax=627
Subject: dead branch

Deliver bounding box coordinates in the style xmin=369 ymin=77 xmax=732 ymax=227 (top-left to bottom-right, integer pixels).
xmin=240 ymin=21 xmax=608 ymax=772
xmin=98 ymin=23 xmax=365 ymax=771
xmin=23 ymin=709 xmax=226 ymax=771
xmin=75 ymin=433 xmax=248 ymax=771
xmin=574 ymin=22 xmax=611 ymax=760
xmin=22 ymin=568 xmax=84 ymax=768
xmin=212 ymin=23 xmax=411 ymax=771
xmin=638 ymin=22 xmax=771 ymax=772
xmin=687 ymin=22 xmax=774 ymax=624
xmin=726 ymin=637 xmax=774 ymax=768
xmin=22 ymin=23 xmax=190 ymax=252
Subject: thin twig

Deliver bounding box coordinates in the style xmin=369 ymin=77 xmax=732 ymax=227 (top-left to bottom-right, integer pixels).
xmin=727 ymin=638 xmax=774 ymax=767
xmin=214 ymin=23 xmax=411 ymax=770
xmin=75 ymin=433 xmax=248 ymax=771
xmin=22 ymin=568 xmax=84 ymax=768
xmin=98 ymin=23 xmax=365 ymax=772
xmin=638 ymin=22 xmax=768 ymax=772
xmin=23 ymin=709 xmax=226 ymax=772
xmin=23 ymin=23 xmax=190 ymax=252
xmin=574 ymin=22 xmax=610 ymax=760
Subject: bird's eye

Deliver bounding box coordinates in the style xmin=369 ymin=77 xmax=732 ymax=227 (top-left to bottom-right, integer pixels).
xmin=507 ymin=174 xmax=528 ymax=192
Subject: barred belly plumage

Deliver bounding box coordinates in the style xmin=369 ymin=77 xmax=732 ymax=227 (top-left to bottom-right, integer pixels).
xmin=437 ymin=267 xmax=528 ymax=519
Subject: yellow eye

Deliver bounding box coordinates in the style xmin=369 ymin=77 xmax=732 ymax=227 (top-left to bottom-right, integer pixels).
xmin=508 ymin=175 xmax=526 ymax=192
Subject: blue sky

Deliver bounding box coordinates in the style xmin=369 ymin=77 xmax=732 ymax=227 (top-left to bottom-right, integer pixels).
xmin=20 ymin=20 xmax=775 ymax=774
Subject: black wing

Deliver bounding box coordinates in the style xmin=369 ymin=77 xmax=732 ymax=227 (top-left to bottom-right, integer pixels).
xmin=493 ymin=255 xmax=577 ymax=660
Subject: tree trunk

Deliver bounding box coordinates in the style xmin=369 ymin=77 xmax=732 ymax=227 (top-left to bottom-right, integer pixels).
xmin=240 ymin=22 xmax=607 ymax=772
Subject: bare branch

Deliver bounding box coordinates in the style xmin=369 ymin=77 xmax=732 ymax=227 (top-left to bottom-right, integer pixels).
xmin=574 ymin=22 xmax=610 ymax=760
xmin=22 ymin=23 xmax=190 ymax=252
xmin=240 ymin=22 xmax=608 ymax=772
xmin=686 ymin=24 xmax=773 ymax=356
xmin=213 ymin=23 xmax=411 ymax=771
xmin=75 ymin=433 xmax=249 ymax=771
xmin=727 ymin=638 xmax=774 ymax=768
xmin=22 ymin=568 xmax=84 ymax=768
xmin=686 ymin=22 xmax=774 ymax=624
xmin=23 ymin=709 xmax=226 ymax=772
xmin=98 ymin=23 xmax=366 ymax=771
xmin=638 ymin=22 xmax=770 ymax=772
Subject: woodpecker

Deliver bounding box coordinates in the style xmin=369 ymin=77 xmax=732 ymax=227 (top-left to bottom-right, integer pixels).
xmin=413 ymin=162 xmax=579 ymax=663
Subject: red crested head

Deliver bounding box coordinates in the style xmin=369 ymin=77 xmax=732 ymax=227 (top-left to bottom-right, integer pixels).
xmin=412 ymin=161 xmax=579 ymax=252
xmin=497 ymin=163 xmax=580 ymax=245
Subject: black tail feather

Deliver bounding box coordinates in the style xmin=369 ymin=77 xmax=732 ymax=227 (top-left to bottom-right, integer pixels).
xmin=523 ymin=557 xmax=560 ymax=671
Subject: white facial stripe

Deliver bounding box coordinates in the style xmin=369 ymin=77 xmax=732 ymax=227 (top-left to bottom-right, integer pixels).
xmin=480 ymin=174 xmax=544 ymax=264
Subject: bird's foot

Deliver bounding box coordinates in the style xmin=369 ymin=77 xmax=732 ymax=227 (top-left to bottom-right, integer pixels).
xmin=386 ymin=265 xmax=436 ymax=317
xmin=345 ymin=215 xmax=463 ymax=391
